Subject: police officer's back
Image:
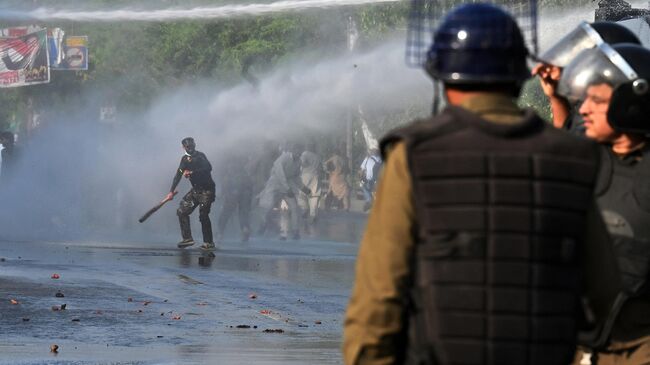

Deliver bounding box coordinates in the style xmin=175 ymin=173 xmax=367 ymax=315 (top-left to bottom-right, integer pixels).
xmin=343 ymin=4 xmax=615 ymax=365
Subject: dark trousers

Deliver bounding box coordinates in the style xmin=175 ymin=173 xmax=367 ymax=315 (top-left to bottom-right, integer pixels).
xmin=217 ymin=186 xmax=252 ymax=235
xmin=177 ymin=188 xmax=215 ymax=243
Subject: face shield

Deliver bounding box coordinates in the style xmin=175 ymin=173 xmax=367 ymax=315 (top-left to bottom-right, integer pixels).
xmin=557 ymin=43 xmax=638 ymax=103
xmin=539 ymin=22 xmax=604 ymax=68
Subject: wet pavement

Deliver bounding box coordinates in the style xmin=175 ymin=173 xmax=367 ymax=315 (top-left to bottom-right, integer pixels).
xmin=0 ymin=236 xmax=359 ymax=364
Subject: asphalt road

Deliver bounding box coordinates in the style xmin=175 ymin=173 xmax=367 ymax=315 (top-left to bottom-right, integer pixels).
xmin=0 ymin=236 xmax=358 ymax=365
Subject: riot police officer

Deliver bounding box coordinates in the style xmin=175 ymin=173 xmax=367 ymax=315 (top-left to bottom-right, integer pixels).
xmin=533 ymin=21 xmax=640 ymax=134
xmin=558 ymin=43 xmax=650 ymax=365
xmin=166 ymin=137 xmax=216 ymax=250
xmin=343 ymin=4 xmax=616 ymax=365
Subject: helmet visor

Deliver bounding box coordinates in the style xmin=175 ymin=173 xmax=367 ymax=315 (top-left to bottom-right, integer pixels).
xmin=539 ymin=22 xmax=603 ymax=67
xmin=557 ymin=43 xmax=637 ymax=102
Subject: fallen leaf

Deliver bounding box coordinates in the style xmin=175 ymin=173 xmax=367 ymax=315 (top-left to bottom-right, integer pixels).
xmin=51 ymin=274 xmax=60 ymax=279
xmin=50 ymin=344 xmax=59 ymax=353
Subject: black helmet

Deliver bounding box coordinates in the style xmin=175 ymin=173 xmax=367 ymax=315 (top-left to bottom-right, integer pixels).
xmin=425 ymin=3 xmax=529 ymax=84
xmin=540 ymin=21 xmax=640 ymax=68
xmin=558 ymin=43 xmax=650 ymax=134
xmin=591 ymin=22 xmax=640 ymax=45
xmin=608 ymin=44 xmax=650 ymax=134
xmin=181 ymin=137 xmax=196 ymax=152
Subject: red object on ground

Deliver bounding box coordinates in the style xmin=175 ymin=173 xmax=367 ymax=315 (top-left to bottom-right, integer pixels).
xmin=51 ymin=274 xmax=60 ymax=279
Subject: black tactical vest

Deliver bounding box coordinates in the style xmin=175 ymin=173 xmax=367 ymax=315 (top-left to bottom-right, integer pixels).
xmin=381 ymin=106 xmax=600 ymax=365
xmin=596 ymin=146 xmax=650 ymax=294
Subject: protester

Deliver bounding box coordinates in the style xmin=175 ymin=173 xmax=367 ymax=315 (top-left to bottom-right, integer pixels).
xmin=166 ymin=137 xmax=216 ymax=250
xmin=298 ymin=145 xmax=322 ymax=227
xmin=216 ymin=151 xmax=254 ymax=243
xmin=358 ymin=148 xmax=381 ymax=212
xmin=324 ymin=152 xmax=350 ymax=211
xmin=257 ymin=143 xmax=310 ymax=240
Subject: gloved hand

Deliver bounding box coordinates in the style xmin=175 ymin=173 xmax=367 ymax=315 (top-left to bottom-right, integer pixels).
xmin=301 ymin=186 xmax=311 ymax=195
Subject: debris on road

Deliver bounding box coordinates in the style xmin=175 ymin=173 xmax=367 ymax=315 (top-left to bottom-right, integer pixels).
xmin=236 ymin=325 xmax=251 ymax=329
xmin=178 ymin=274 xmax=202 ymax=285
xmin=249 ymin=293 xmax=257 ymax=299
xmin=22 ymin=318 xmax=30 ymax=322
xmin=50 ymin=344 xmax=59 ymax=353
xmin=263 ymin=329 xmax=285 ymax=333
xmin=128 ymin=297 xmax=133 ymax=302
xmin=315 ymin=321 xmax=322 ymax=324
xmin=55 ymin=291 xmax=64 ymax=298
xmin=51 ymin=274 xmax=60 ymax=279
xmin=10 ymin=299 xmax=19 ymax=305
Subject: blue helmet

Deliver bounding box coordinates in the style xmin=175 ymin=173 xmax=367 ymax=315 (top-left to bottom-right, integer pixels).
xmin=425 ymin=3 xmax=529 ymax=84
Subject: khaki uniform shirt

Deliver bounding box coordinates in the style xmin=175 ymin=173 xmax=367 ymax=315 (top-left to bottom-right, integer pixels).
xmin=343 ymin=94 xmax=619 ymax=365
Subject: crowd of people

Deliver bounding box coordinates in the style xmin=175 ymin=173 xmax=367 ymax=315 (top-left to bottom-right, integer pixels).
xmin=162 ymin=137 xmax=382 ymax=250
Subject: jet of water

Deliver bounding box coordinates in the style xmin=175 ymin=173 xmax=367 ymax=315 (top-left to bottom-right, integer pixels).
xmin=0 ymin=0 xmax=400 ymax=22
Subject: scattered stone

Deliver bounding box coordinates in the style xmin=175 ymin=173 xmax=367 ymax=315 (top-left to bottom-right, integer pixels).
xmin=263 ymin=329 xmax=284 ymax=333
xmin=137 ymin=309 xmax=143 ymax=313
xmin=163 ymin=299 xmax=168 ymax=303
xmin=50 ymin=344 xmax=59 ymax=353
xmin=10 ymin=299 xmax=19 ymax=305
xmin=315 ymin=321 xmax=322 ymax=325
xmin=22 ymin=318 xmax=30 ymax=322
xmin=51 ymin=273 xmax=60 ymax=279
xmin=253 ymin=325 xmax=258 ymax=329
xmin=55 ymin=292 xmax=65 ymax=298
xmin=161 ymin=313 xmax=165 ymax=316
xmin=236 ymin=325 xmax=251 ymax=329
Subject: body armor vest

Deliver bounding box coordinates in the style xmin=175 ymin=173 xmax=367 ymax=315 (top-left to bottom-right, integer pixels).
xmin=382 ymin=106 xmax=599 ymax=365
xmin=596 ymin=146 xmax=650 ymax=294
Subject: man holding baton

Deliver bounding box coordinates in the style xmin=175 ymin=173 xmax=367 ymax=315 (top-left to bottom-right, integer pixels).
xmin=166 ymin=137 xmax=216 ymax=250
